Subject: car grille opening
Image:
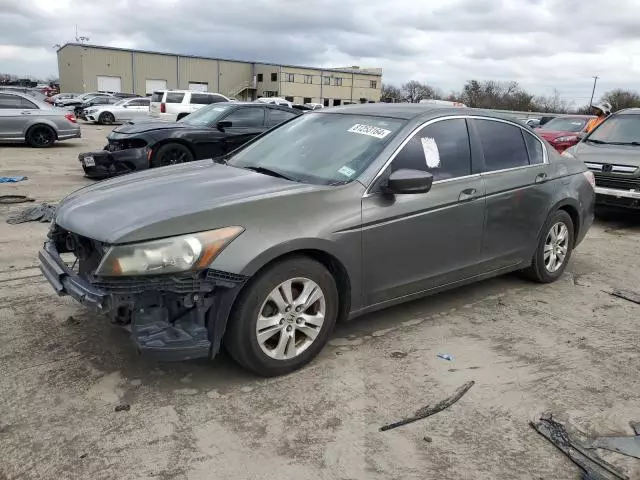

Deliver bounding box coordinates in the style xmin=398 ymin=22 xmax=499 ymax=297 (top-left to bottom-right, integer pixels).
xmin=106 ymin=138 xmax=148 ymax=151
xmin=595 ymin=175 xmax=640 ymax=191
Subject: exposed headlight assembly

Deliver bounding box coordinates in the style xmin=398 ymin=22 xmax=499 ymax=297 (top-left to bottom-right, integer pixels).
xmin=95 ymin=226 xmax=244 ymax=276
xmin=555 ymin=135 xmax=578 ymax=142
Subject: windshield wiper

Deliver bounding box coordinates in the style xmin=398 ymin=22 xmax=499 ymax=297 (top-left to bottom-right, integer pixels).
xmin=585 ymin=139 xmax=610 ymax=144
xmin=243 ymin=166 xmax=296 ymax=181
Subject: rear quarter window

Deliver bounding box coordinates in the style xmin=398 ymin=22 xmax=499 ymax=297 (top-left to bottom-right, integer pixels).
xmin=165 ymin=93 xmax=185 ymax=104
xmin=150 ymin=91 xmax=164 ymax=102
xmin=523 ymin=131 xmax=545 ymax=165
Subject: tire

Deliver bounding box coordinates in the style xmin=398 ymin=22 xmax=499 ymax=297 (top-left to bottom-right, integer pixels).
xmin=98 ymin=112 xmax=115 ymax=125
xmin=522 ymin=210 xmax=574 ymax=283
xmin=150 ymin=143 xmax=194 ymax=168
xmin=224 ymin=256 xmax=339 ymax=377
xmin=26 ymin=125 xmax=55 ymax=148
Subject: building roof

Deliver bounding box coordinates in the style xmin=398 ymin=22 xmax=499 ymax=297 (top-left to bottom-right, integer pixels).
xmin=57 ymin=43 xmax=382 ymax=77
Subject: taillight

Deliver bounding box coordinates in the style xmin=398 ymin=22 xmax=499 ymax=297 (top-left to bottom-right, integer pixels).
xmin=65 ymin=113 xmax=77 ymax=123
xmin=160 ymin=103 xmax=166 ymax=113
xmin=583 ymin=170 xmax=596 ymax=189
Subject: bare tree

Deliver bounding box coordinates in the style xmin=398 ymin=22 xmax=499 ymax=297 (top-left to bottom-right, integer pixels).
xmin=534 ymin=89 xmax=571 ymax=113
xmin=601 ymin=89 xmax=640 ymax=112
xmin=380 ymin=83 xmax=403 ymax=103
xmin=401 ymin=80 xmax=440 ymax=103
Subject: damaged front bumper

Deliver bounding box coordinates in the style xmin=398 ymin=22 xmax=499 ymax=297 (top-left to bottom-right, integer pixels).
xmin=79 ymin=147 xmax=150 ymax=179
xmin=39 ymin=239 xmax=246 ymax=361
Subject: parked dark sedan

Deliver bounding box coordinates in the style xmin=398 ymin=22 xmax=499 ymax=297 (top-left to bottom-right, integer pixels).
xmin=78 ymin=102 xmax=301 ymax=178
xmin=41 ymin=104 xmax=595 ymax=376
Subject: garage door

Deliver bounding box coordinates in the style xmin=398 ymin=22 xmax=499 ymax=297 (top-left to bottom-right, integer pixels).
xmin=146 ymin=79 xmax=167 ymax=94
xmin=96 ymin=76 xmax=122 ymax=93
xmin=188 ymin=82 xmax=208 ymax=92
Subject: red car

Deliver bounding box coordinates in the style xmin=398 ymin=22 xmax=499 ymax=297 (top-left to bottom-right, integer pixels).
xmin=535 ymin=115 xmax=595 ymax=152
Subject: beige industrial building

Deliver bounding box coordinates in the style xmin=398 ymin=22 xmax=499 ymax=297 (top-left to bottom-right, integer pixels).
xmin=57 ymin=44 xmax=382 ymax=106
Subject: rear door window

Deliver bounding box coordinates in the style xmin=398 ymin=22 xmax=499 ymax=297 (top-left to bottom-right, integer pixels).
xmin=222 ymin=107 xmax=265 ymax=127
xmin=265 ymin=108 xmax=298 ymax=127
xmin=20 ymin=97 xmax=37 ymax=109
xmin=473 ymin=119 xmax=530 ymax=171
xmin=391 ymin=118 xmax=472 ymax=181
xmin=0 ymin=94 xmax=23 ymax=109
xmin=165 ymin=92 xmax=185 ymax=103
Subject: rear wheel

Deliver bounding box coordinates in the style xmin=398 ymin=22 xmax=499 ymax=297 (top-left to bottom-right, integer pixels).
xmin=150 ymin=143 xmax=194 ymax=168
xmin=26 ymin=125 xmax=55 ymax=148
xmin=98 ymin=112 xmax=115 ymax=125
xmin=522 ymin=210 xmax=574 ymax=283
xmin=224 ymin=257 xmax=338 ymax=377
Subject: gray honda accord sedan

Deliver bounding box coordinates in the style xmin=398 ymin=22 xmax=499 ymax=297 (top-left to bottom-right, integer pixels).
xmin=40 ymin=104 xmax=595 ymax=376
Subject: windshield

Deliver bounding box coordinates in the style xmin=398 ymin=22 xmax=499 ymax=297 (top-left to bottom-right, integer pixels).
xmin=179 ymin=104 xmax=234 ymax=126
xmin=542 ymin=117 xmax=589 ymax=132
xmin=589 ymin=114 xmax=640 ymax=143
xmin=227 ymin=113 xmax=406 ymax=185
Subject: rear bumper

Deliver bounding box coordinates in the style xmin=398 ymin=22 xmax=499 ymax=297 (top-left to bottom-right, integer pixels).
xmin=79 ymin=147 xmax=149 ymax=179
xmin=58 ymin=127 xmax=81 ymax=140
xmin=595 ymin=186 xmax=640 ymax=209
xmin=39 ymin=239 xmax=247 ymax=361
xmin=149 ymin=112 xmax=177 ymax=122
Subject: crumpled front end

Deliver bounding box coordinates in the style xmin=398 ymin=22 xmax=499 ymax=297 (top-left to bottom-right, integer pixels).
xmin=39 ymin=224 xmax=247 ymax=361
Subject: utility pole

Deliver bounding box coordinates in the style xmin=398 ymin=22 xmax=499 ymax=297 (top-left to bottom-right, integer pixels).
xmin=589 ymin=75 xmax=599 ymax=107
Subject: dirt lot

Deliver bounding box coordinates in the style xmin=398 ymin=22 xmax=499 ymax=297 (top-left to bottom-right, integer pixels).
xmin=1 ymin=123 xmax=639 ymax=480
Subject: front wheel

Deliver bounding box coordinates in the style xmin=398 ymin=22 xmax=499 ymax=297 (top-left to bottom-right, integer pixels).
xmin=224 ymin=257 xmax=339 ymax=377
xmin=98 ymin=112 xmax=115 ymax=125
xmin=150 ymin=143 xmax=194 ymax=168
xmin=523 ymin=210 xmax=574 ymax=283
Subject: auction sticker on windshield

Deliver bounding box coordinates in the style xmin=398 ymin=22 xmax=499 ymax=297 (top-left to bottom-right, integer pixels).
xmin=347 ymin=124 xmax=392 ymax=139
xmin=338 ymin=166 xmax=356 ymax=177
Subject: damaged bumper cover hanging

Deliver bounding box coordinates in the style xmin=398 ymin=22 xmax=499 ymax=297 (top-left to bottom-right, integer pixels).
xmin=39 ymin=239 xmax=246 ymax=361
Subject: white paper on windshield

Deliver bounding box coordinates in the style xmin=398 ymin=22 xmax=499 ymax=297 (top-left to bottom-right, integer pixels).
xmin=347 ymin=124 xmax=391 ymax=139
xmin=421 ymin=137 xmax=440 ymax=168
xmin=338 ymin=166 xmax=356 ymax=177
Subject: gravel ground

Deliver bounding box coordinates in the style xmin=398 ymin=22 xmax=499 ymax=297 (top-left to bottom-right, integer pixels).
xmin=1 ymin=123 xmax=639 ymax=480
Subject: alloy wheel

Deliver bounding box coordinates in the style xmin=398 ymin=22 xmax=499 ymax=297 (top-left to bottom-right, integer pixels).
xmin=544 ymin=222 xmax=569 ymax=273
xmin=160 ymin=149 xmax=187 ymax=166
xmin=255 ymin=277 xmax=326 ymax=360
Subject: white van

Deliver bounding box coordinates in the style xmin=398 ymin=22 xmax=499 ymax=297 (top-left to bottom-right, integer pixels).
xmin=419 ymin=99 xmax=467 ymax=108
xmin=149 ymin=90 xmax=231 ymax=122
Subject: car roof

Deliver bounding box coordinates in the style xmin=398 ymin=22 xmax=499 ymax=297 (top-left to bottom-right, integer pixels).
xmin=320 ymin=103 xmax=521 ymax=122
xmin=615 ymin=108 xmax=640 ymax=115
xmin=218 ymin=101 xmax=300 ymax=112
xmin=157 ymin=90 xmax=226 ymax=95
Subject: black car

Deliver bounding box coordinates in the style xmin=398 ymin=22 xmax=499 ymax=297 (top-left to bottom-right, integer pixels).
xmin=75 ymin=96 xmax=119 ymax=119
xmin=78 ymin=102 xmax=301 ymax=178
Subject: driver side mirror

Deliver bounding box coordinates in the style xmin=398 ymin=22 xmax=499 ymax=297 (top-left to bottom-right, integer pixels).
xmin=217 ymin=120 xmax=232 ymax=131
xmin=122 ymin=104 xmax=128 ymax=108
xmin=383 ymin=169 xmax=433 ymax=194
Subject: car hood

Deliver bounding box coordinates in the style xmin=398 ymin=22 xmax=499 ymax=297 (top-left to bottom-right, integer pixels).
xmin=569 ymin=141 xmax=640 ymax=166
xmin=537 ymin=129 xmax=579 ymax=140
xmin=54 ymin=160 xmax=322 ymax=244
xmin=110 ymin=121 xmax=196 ymax=135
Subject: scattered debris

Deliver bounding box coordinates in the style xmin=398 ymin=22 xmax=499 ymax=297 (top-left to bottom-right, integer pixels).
xmin=608 ymin=289 xmax=640 ymax=306
xmin=114 ymin=404 xmax=131 ymax=412
xmin=380 ymin=381 xmax=474 ymax=432
xmin=530 ymin=414 xmax=628 ymax=480
xmin=65 ymin=316 xmax=80 ymax=326
xmin=437 ymin=353 xmax=454 ymax=361
xmin=80 ymin=453 xmax=87 ymax=459
xmin=390 ymin=351 xmax=407 ymax=359
xmin=423 ymin=436 xmax=432 ymax=443
xmin=0 ymin=195 xmax=34 ymax=205
xmin=587 ymin=421 xmax=640 ymax=460
xmin=6 ymin=203 xmax=57 ymax=224
xmin=0 ymin=176 xmax=27 ymax=183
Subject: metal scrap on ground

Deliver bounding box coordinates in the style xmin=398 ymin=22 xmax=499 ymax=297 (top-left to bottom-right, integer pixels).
xmin=530 ymin=414 xmax=628 ymax=480
xmin=587 ymin=421 xmax=640 ymax=460
xmin=608 ymin=289 xmax=640 ymax=306
xmin=379 ymin=381 xmax=474 ymax=432
xmin=6 ymin=203 xmax=57 ymax=224
xmin=0 ymin=195 xmax=34 ymax=204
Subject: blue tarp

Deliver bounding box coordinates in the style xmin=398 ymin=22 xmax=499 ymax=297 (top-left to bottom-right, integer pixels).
xmin=0 ymin=176 xmax=28 ymax=183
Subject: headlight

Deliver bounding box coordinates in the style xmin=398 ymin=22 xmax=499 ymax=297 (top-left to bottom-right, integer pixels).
xmin=555 ymin=135 xmax=578 ymax=142
xmin=95 ymin=226 xmax=244 ymax=276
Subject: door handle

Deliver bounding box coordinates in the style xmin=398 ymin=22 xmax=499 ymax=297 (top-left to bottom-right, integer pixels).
xmin=20 ymin=111 xmax=32 ymax=115
xmin=458 ymin=188 xmax=479 ymax=202
xmin=535 ymin=173 xmax=548 ymax=184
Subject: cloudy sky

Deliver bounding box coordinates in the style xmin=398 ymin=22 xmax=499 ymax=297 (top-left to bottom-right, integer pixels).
xmin=1 ymin=0 xmax=639 ymax=106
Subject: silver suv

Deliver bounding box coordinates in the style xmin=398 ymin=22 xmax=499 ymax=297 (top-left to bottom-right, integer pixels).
xmin=0 ymin=91 xmax=81 ymax=147
xmin=149 ymin=90 xmax=231 ymax=122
